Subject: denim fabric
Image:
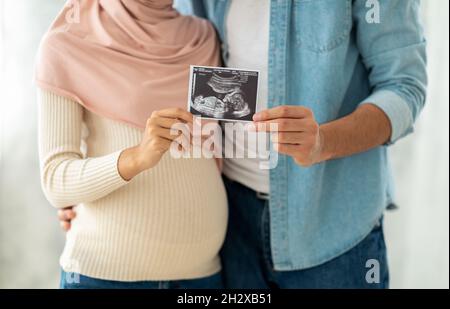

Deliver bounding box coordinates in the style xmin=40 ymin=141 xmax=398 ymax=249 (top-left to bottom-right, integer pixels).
xmin=175 ymin=0 xmax=427 ymax=271
xmin=220 ymin=176 xmax=389 ymax=289
xmin=60 ymin=271 xmax=223 ymax=289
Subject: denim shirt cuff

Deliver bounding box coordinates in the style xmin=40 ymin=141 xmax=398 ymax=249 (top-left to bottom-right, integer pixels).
xmin=359 ymin=90 xmax=414 ymax=145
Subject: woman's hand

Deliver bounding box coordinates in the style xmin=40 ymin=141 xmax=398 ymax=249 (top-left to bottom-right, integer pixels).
xmin=56 ymin=108 xmax=194 ymax=232
xmin=118 ymin=108 xmax=193 ymax=181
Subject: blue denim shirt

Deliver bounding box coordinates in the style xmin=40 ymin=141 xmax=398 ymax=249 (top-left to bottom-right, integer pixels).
xmin=175 ymin=0 xmax=427 ymax=270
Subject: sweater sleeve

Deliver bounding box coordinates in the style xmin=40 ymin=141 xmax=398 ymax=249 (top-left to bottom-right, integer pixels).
xmin=38 ymin=89 xmax=128 ymax=208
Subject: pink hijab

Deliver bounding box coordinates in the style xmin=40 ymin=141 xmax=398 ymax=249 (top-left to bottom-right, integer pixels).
xmin=35 ymin=0 xmax=220 ymax=128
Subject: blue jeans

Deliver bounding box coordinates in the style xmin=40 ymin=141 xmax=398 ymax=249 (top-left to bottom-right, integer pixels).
xmin=220 ymin=176 xmax=389 ymax=289
xmin=60 ymin=271 xmax=223 ymax=289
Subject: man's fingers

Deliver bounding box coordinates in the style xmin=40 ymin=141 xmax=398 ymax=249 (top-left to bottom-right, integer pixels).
xmin=274 ymin=143 xmax=300 ymax=156
xmin=152 ymin=108 xmax=193 ymax=123
xmin=58 ymin=208 xmax=76 ymax=221
xmin=60 ymin=221 xmax=71 ymax=232
xmin=57 ymin=210 xmax=65 ymax=221
xmin=251 ymin=119 xmax=315 ymax=132
xmin=253 ymin=106 xmax=312 ymax=121
xmin=271 ymin=132 xmax=309 ymax=144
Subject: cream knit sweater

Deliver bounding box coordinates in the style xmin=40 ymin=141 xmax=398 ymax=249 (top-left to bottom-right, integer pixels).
xmin=38 ymin=90 xmax=228 ymax=281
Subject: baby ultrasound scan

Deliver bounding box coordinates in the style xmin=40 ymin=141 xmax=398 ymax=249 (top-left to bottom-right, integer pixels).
xmin=188 ymin=66 xmax=259 ymax=121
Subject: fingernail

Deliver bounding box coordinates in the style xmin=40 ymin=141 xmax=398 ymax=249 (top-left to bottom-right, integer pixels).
xmin=253 ymin=113 xmax=261 ymax=121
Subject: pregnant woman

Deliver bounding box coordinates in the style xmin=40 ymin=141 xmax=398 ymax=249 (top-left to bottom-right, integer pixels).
xmin=35 ymin=0 xmax=227 ymax=289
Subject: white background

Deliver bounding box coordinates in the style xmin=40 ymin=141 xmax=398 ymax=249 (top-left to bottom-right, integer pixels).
xmin=0 ymin=0 xmax=448 ymax=288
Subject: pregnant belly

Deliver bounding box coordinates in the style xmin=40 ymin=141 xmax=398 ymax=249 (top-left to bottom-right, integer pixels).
xmin=71 ymin=157 xmax=228 ymax=245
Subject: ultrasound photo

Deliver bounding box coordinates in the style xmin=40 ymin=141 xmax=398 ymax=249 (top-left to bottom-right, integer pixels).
xmin=188 ymin=66 xmax=259 ymax=121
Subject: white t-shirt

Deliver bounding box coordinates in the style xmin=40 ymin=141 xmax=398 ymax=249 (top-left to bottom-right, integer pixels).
xmin=222 ymin=0 xmax=271 ymax=194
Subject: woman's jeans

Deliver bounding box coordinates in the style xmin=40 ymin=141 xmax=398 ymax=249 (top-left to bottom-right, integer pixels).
xmin=60 ymin=271 xmax=223 ymax=289
xmin=220 ymin=176 xmax=389 ymax=289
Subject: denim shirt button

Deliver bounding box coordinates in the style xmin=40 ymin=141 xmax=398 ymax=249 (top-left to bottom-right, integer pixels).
xmin=221 ymin=45 xmax=229 ymax=61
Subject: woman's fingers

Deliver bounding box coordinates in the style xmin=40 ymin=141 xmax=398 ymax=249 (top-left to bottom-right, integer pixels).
xmin=151 ymin=126 xmax=185 ymax=141
xmin=152 ymin=108 xmax=193 ymax=123
xmin=143 ymin=109 xmax=218 ymax=158
xmin=146 ymin=116 xmax=192 ymax=145
xmin=150 ymin=137 xmax=173 ymax=154
xmin=150 ymin=116 xmax=189 ymax=130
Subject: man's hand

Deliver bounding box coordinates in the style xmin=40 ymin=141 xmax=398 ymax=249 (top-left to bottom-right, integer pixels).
xmin=253 ymin=104 xmax=392 ymax=167
xmin=253 ymin=106 xmax=327 ymax=167
xmin=58 ymin=207 xmax=76 ymax=232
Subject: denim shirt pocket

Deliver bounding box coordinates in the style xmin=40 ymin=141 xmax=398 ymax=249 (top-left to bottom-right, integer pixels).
xmin=293 ymin=0 xmax=352 ymax=53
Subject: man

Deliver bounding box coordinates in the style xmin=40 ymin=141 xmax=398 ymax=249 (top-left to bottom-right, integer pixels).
xmin=59 ymin=0 xmax=426 ymax=288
